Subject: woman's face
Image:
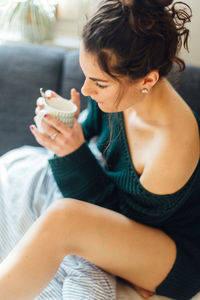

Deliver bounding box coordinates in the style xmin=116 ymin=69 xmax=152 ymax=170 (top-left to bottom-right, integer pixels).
xmin=79 ymin=44 xmax=142 ymax=113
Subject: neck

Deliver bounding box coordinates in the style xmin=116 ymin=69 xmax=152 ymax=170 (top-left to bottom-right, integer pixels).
xmin=125 ymin=78 xmax=172 ymax=125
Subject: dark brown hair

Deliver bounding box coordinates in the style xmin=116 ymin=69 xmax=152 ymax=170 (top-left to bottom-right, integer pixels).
xmin=82 ymin=0 xmax=192 ymax=81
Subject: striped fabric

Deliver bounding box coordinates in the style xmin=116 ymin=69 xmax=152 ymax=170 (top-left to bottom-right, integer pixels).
xmin=0 ymin=146 xmax=116 ymax=300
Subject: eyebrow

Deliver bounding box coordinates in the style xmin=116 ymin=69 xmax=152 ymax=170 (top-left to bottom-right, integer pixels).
xmin=89 ymin=77 xmax=109 ymax=82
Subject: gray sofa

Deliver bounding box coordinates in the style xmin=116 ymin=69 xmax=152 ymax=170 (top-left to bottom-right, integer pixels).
xmin=0 ymin=43 xmax=200 ymax=156
xmin=0 ymin=43 xmax=87 ymax=156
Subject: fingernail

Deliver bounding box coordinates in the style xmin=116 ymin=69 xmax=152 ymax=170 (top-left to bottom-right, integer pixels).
xmin=45 ymin=90 xmax=52 ymax=98
xmin=37 ymin=97 xmax=44 ymax=106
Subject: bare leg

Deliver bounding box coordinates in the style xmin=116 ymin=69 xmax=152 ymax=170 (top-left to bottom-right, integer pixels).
xmin=0 ymin=205 xmax=66 ymax=300
xmin=0 ymin=198 xmax=176 ymax=300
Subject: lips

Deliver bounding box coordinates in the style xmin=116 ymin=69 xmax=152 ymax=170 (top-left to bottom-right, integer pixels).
xmin=91 ymin=97 xmax=103 ymax=104
xmin=95 ymin=100 xmax=103 ymax=104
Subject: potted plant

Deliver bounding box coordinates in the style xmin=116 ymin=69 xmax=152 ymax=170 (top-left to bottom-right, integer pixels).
xmin=0 ymin=0 xmax=58 ymax=43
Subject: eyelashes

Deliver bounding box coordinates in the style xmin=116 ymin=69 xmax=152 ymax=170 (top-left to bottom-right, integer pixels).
xmin=96 ymin=82 xmax=108 ymax=89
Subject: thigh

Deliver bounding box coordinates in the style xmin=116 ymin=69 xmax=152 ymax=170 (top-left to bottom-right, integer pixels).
xmin=53 ymin=198 xmax=177 ymax=293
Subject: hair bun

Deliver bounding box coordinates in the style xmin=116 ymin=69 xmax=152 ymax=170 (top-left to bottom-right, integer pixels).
xmin=156 ymin=0 xmax=173 ymax=7
xmin=120 ymin=0 xmax=173 ymax=10
xmin=120 ymin=0 xmax=134 ymax=8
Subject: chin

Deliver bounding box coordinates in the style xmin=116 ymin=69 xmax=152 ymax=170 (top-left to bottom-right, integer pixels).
xmin=97 ymin=103 xmax=120 ymax=113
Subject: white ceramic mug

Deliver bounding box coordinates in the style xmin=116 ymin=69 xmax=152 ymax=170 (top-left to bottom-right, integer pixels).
xmin=34 ymin=92 xmax=77 ymax=133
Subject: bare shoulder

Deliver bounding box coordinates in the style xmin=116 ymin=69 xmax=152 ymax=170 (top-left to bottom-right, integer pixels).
xmin=140 ymin=109 xmax=200 ymax=195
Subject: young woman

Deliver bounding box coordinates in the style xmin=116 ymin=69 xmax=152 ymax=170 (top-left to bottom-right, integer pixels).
xmin=0 ymin=0 xmax=199 ymax=299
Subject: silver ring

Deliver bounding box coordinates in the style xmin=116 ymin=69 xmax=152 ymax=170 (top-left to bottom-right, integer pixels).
xmin=50 ymin=133 xmax=57 ymax=140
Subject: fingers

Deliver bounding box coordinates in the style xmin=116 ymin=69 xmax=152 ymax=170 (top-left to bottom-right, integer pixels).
xmin=41 ymin=114 xmax=71 ymax=135
xmin=71 ymin=88 xmax=80 ymax=118
xmin=36 ymin=90 xmax=58 ymax=107
xmin=36 ymin=97 xmax=44 ymax=106
xmin=35 ymin=91 xmax=58 ymax=113
xmin=40 ymin=115 xmax=80 ymax=137
xmin=37 ymin=88 xmax=80 ymax=109
xmin=40 ymin=118 xmax=59 ymax=137
xmin=35 ymin=106 xmax=40 ymax=115
xmin=36 ymin=97 xmax=44 ymax=112
xmin=45 ymin=90 xmax=58 ymax=99
xmin=30 ymin=125 xmax=59 ymax=153
xmin=31 ymin=107 xmax=85 ymax=156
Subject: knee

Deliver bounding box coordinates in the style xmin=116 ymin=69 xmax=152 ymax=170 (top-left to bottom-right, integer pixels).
xmin=46 ymin=198 xmax=82 ymax=229
xmin=48 ymin=197 xmax=79 ymax=213
xmin=45 ymin=198 xmax=85 ymax=253
xmin=48 ymin=198 xmax=87 ymax=218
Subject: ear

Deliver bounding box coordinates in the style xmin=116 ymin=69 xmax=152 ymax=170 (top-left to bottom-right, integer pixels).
xmin=141 ymin=70 xmax=159 ymax=91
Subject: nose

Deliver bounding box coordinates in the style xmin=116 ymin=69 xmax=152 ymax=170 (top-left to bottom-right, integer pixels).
xmin=81 ymin=78 xmax=97 ymax=97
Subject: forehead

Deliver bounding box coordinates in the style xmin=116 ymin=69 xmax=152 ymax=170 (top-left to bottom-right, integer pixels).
xmin=79 ymin=43 xmax=112 ymax=81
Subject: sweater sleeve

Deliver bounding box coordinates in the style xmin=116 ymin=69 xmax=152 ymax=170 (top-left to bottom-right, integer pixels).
xmin=49 ymin=97 xmax=120 ymax=209
xmin=48 ymin=141 xmax=118 ymax=209
xmin=81 ymin=97 xmax=101 ymax=142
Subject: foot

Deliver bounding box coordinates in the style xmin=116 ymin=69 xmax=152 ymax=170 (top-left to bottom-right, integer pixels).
xmin=134 ymin=285 xmax=155 ymax=299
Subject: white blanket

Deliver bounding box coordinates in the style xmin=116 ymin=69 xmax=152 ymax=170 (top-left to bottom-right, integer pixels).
xmin=0 ymin=146 xmax=199 ymax=300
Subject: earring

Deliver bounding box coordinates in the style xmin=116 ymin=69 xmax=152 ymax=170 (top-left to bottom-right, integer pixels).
xmin=141 ymin=88 xmax=149 ymax=94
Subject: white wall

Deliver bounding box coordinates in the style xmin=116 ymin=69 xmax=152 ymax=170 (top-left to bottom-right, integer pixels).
xmin=180 ymin=0 xmax=200 ymax=66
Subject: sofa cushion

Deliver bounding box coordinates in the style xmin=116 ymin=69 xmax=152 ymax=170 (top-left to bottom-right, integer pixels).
xmin=0 ymin=43 xmax=66 ymax=155
xmin=170 ymin=66 xmax=200 ymax=115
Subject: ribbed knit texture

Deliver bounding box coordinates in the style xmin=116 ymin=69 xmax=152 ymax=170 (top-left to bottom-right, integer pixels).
xmin=49 ymin=98 xmax=200 ymax=299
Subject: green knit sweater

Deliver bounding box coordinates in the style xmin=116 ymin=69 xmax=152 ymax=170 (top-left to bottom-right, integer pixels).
xmin=49 ymin=97 xmax=200 ymax=299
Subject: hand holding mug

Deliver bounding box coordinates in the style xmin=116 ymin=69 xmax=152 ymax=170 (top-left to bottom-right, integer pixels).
xmin=30 ymin=88 xmax=85 ymax=157
xmin=34 ymin=88 xmax=77 ymax=132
